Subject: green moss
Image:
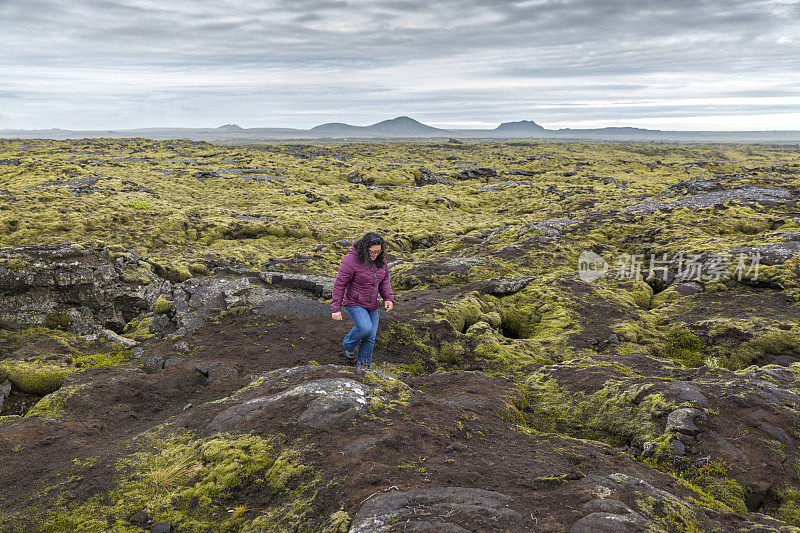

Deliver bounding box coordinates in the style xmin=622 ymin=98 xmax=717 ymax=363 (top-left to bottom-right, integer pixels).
xmin=436 ymin=341 xmax=465 ymax=365
xmin=471 ymin=330 xmax=546 ymax=370
xmin=74 ymin=346 xmax=128 ymax=368
xmin=630 ymin=281 xmax=654 ymax=309
xmin=700 ymin=477 xmax=746 ymax=513
xmin=189 ymin=262 xmax=210 ymax=276
xmin=45 ymin=311 xmax=72 ymax=330
xmin=2 ymin=257 xmax=28 ymax=271
xmin=25 ymin=383 xmax=89 ymax=419
xmin=778 ymin=487 xmax=800 ymax=526
xmin=437 ymin=295 xmax=485 ymax=333
xmin=121 ymin=261 xmax=155 ymax=284
xmin=321 ymin=510 xmax=351 ymax=533
xmin=125 ymin=199 xmax=152 ymax=210
xmin=123 ymin=313 xmax=155 ymax=339
xmin=505 ymin=372 xmax=679 ymax=448
xmin=361 ymin=370 xmax=412 ymax=410
xmin=0 ymin=360 xmax=74 ymax=395
xmin=39 ymin=425 xmax=321 ymax=532
xmin=152 ymin=295 xmax=174 ymax=314
xmin=661 ymin=327 xmax=704 ymax=367
xmin=649 ymin=286 xmax=684 ymax=309
xmin=697 ymin=320 xmax=800 ymax=370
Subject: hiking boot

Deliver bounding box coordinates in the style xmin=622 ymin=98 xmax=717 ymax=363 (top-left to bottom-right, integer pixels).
xmin=356 ymin=364 xmax=366 ymax=373
xmin=343 ymin=347 xmax=355 ymax=360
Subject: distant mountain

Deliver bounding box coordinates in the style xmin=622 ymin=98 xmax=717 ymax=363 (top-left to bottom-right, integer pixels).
xmin=557 ymin=126 xmax=657 ymax=134
xmin=363 ymin=116 xmax=445 ymax=135
xmin=3 ymin=117 xmax=800 ymax=143
xmin=310 ymin=116 xmax=445 ymax=137
xmin=309 ymin=122 xmax=365 ymax=135
xmin=495 ymin=120 xmax=545 ymax=132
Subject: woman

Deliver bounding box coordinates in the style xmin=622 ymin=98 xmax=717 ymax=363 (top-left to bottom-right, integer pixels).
xmin=331 ymin=232 xmax=394 ymax=371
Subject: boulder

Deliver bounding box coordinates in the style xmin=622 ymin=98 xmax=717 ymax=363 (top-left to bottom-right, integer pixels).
xmin=451 ymin=167 xmax=499 ymax=181
xmin=662 ymin=178 xmax=724 ymax=197
xmin=173 ymin=340 xmax=190 ymax=354
xmin=142 ymin=355 xmax=165 ymax=373
xmin=347 ymin=171 xmax=374 ymax=186
xmin=98 ymin=327 xmax=137 ymax=349
xmin=665 ymin=408 xmax=707 ymax=436
xmin=195 ymin=362 xmax=238 ymax=381
xmin=349 ymin=487 xmax=523 ymax=532
xmin=486 ymin=276 xmax=536 ymax=296
xmin=442 ymin=257 xmax=486 ymax=273
xmin=150 ymin=522 xmax=171 ymax=533
xmin=413 ymin=167 xmax=452 ymax=186
xmin=129 ymin=509 xmax=149 ymax=526
xmin=570 ymin=511 xmax=646 ymax=533
xmin=207 ymin=377 xmax=371 ymax=432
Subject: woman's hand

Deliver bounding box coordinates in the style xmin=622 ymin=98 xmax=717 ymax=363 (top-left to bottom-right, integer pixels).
xmin=384 ymin=301 xmax=394 ymax=311
xmin=332 ymin=312 xmax=342 ymax=321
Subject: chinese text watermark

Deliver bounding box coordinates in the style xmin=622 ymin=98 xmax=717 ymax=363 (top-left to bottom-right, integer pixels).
xmin=578 ymin=250 xmax=761 ymax=283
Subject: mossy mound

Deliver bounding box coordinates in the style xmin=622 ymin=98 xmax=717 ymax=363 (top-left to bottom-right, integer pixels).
xmin=0 ymin=360 xmax=74 ymax=395
xmin=0 ymin=327 xmax=130 ymax=395
xmin=505 ymin=362 xmax=679 ymax=449
xmin=39 ymin=425 xmax=342 ymax=532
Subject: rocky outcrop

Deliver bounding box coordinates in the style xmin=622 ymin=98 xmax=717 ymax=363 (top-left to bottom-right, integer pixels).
xmin=0 ymin=244 xmax=164 ymax=333
xmin=623 ymin=186 xmax=795 ymax=214
xmin=413 ymin=167 xmax=452 ymax=186
xmin=451 ymin=167 xmax=499 ymax=181
xmin=486 ymin=276 xmax=536 ymax=296
xmin=350 ymin=487 xmax=523 ymax=532
xmin=523 ymin=218 xmax=581 ymax=238
xmin=724 ymin=241 xmax=800 ymax=265
xmin=177 ymin=365 xmax=411 ymax=433
xmin=346 ymin=171 xmax=374 ymax=186
xmin=0 ymin=244 xmax=335 ymax=338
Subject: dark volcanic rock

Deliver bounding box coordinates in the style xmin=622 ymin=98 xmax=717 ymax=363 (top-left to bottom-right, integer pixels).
xmin=451 ymin=167 xmax=499 ymax=181
xmin=665 ymin=407 xmax=707 ymax=436
xmin=347 ymin=171 xmax=374 ymax=186
xmin=523 ymin=218 xmax=581 ymax=238
xmin=486 ymin=276 xmax=536 ymax=296
xmin=349 ymin=487 xmax=523 ymax=532
xmin=195 ymin=361 xmax=239 ymax=381
xmin=207 ymin=377 xmax=370 ymax=431
xmin=0 ymin=245 xmax=163 ymax=333
xmin=0 ymin=381 xmax=11 ymax=413
xmin=413 ymin=167 xmax=452 ymax=186
xmin=662 ymin=178 xmax=724 ymax=197
xmin=624 ymin=186 xmax=795 ymax=214
xmin=724 ymin=241 xmax=800 ymax=265
xmin=150 ymin=521 xmax=171 ymax=533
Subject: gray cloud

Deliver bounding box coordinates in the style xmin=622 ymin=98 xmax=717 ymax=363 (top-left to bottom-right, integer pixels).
xmin=1 ymin=0 xmax=798 ymax=129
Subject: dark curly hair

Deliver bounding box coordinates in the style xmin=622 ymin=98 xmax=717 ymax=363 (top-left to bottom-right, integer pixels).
xmin=355 ymin=232 xmax=387 ymax=267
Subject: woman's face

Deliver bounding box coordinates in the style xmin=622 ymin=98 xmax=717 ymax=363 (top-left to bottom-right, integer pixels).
xmin=368 ymin=244 xmax=382 ymax=260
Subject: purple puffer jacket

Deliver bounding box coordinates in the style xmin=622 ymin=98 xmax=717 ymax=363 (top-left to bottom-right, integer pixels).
xmin=331 ymin=245 xmax=394 ymax=313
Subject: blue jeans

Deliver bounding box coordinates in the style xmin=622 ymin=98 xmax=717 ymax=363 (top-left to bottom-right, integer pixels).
xmin=343 ymin=305 xmax=380 ymax=368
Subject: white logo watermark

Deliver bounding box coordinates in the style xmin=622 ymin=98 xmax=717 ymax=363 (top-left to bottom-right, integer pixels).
xmin=577 ymin=250 xmax=608 ymax=282
xmin=578 ymin=251 xmax=761 ymax=283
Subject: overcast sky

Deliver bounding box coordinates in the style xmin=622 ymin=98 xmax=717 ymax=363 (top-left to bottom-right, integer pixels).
xmin=2 ymin=0 xmax=799 ymax=130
